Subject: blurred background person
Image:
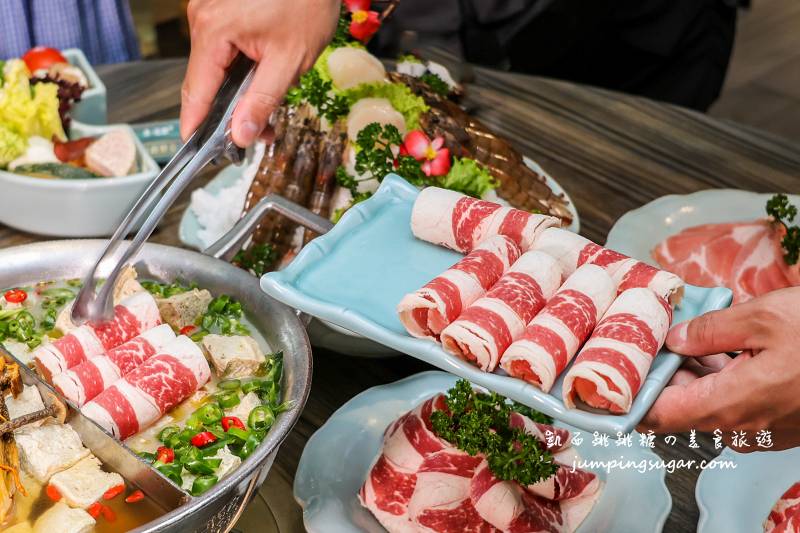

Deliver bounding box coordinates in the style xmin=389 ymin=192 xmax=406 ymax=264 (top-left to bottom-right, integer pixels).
xmin=371 ymin=0 xmax=742 ymax=111
xmin=0 ymin=0 xmax=140 ymax=64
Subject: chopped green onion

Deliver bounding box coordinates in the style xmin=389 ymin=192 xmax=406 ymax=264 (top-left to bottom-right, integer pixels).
xmin=241 ymin=379 xmax=267 ymax=395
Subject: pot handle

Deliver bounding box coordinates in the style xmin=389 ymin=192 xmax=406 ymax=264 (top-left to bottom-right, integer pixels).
xmin=203 ymin=194 xmax=334 ymax=262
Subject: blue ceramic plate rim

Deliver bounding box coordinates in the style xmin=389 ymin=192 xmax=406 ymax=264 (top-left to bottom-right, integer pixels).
xmin=294 ymin=370 xmax=672 ymax=533
xmin=605 ymin=189 xmax=800 ymax=264
xmin=178 ymin=157 xmax=580 ymax=251
xmin=261 ymin=174 xmax=733 ymax=434
xmin=696 ymin=446 xmax=800 ymax=533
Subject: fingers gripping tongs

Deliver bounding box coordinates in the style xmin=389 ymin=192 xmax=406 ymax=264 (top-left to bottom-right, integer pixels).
xmin=71 ymin=54 xmax=256 ymax=325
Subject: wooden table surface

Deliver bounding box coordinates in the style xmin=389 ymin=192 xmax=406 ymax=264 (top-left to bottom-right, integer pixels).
xmin=2 ymin=57 xmax=799 ymax=533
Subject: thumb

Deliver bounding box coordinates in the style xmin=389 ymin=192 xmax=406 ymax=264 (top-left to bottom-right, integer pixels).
xmin=666 ymin=302 xmax=757 ymax=356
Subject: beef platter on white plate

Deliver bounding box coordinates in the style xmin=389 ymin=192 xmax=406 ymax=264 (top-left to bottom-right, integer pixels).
xmin=0 ymin=266 xmax=287 ymax=532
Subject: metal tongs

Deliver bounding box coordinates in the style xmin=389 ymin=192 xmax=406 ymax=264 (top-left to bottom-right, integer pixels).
xmin=71 ymin=54 xmax=256 ymax=325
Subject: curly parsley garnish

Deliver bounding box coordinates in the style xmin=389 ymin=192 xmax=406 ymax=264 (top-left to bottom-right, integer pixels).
xmin=766 ymin=193 xmax=800 ymax=265
xmin=285 ymin=69 xmax=349 ymax=122
xmin=419 ymin=72 xmax=450 ymax=96
xmin=430 ymin=380 xmax=557 ymax=486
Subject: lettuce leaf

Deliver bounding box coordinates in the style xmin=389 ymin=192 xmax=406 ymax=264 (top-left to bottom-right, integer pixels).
xmin=439 ymin=157 xmax=498 ymax=198
xmin=0 ymin=59 xmax=66 ymax=165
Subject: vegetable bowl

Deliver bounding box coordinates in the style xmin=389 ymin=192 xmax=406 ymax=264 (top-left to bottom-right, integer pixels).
xmin=0 ymin=121 xmax=159 ymax=237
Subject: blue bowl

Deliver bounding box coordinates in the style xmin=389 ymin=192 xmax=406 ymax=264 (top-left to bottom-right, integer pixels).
xmin=261 ymin=175 xmax=733 ymax=434
xmin=62 ymin=48 xmax=107 ymax=125
xmin=294 ymin=371 xmax=672 ymax=533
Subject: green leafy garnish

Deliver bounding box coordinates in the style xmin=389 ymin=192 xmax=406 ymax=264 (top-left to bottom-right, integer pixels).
xmin=419 ymin=72 xmax=450 ymax=96
xmin=232 ymin=244 xmax=276 ymax=277
xmin=766 ymin=193 xmax=800 ymax=265
xmin=440 ymin=157 xmax=498 ymax=199
xmin=430 ymin=380 xmax=557 ymax=486
xmin=285 ymin=68 xmax=349 ymax=122
xmin=330 ymin=6 xmax=354 ymax=48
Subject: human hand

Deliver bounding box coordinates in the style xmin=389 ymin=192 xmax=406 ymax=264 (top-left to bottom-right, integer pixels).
xmin=180 ymin=0 xmax=341 ymax=147
xmin=639 ymin=287 xmax=800 ymax=452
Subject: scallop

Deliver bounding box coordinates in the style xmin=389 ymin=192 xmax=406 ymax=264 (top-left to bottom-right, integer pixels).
xmin=346 ymin=97 xmax=406 ymax=141
xmin=328 ymin=47 xmax=386 ymax=90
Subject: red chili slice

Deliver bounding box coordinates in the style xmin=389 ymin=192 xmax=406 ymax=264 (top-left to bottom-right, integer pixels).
xmin=46 ymin=484 xmax=62 ymax=502
xmin=87 ymin=502 xmax=102 ymax=518
xmin=156 ymin=446 xmax=175 ymax=464
xmin=221 ymin=416 xmax=245 ymax=432
xmin=100 ymin=504 xmax=117 ymax=522
xmin=4 ymin=289 xmax=27 ymax=304
xmin=54 ymin=137 xmax=95 ymax=163
xmin=179 ymin=325 xmax=196 ymax=335
xmin=102 ymin=483 xmax=125 ymax=500
xmin=190 ymin=431 xmax=217 ymax=447
xmin=125 ymin=489 xmax=145 ymax=503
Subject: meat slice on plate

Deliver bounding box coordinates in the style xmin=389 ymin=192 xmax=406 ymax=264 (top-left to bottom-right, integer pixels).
xmin=407 ymin=450 xmax=497 ymax=533
xmin=14 ymin=423 xmax=90 ymax=483
xmin=442 ymin=250 xmax=561 ymax=372
xmin=382 ymin=396 xmax=450 ymax=472
xmin=563 ymin=288 xmax=672 ymax=414
xmin=411 ymin=186 xmax=559 ymax=254
xmin=202 ymin=334 xmax=265 ymax=378
xmin=398 ymin=235 xmax=520 ymax=340
xmin=501 ymin=264 xmax=616 ymax=392
xmin=765 ymin=481 xmax=800 ymax=533
xmin=33 ymin=501 xmax=95 ymax=533
xmin=532 ymin=228 xmax=684 ymax=304
xmin=652 ymin=219 xmax=800 ymax=304
xmin=470 ymin=460 xmax=567 ymax=532
xmin=48 ymin=455 xmax=124 ymax=509
xmin=156 ymin=288 xmax=212 ymax=330
xmin=359 ymin=454 xmax=419 ymax=533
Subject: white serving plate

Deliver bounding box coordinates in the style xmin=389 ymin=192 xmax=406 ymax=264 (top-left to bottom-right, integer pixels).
xmin=605 ymin=189 xmax=800 ymax=263
xmin=0 ymin=121 xmax=159 ymax=237
xmin=294 ymin=371 xmax=672 ymax=533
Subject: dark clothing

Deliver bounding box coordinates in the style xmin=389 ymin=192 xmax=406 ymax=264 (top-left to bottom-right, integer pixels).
xmin=371 ymin=0 xmax=738 ymax=111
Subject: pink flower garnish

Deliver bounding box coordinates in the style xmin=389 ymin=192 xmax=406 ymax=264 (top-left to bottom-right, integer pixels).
xmin=401 ymin=130 xmax=451 ymax=177
xmin=344 ymin=0 xmax=381 ymax=43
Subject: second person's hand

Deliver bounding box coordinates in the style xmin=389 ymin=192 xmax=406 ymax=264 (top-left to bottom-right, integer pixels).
xmin=639 ymin=287 xmax=800 ymax=452
xmin=180 ymin=0 xmax=341 ymax=147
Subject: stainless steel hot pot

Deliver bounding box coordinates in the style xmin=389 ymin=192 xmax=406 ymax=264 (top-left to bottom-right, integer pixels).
xmin=0 ymin=239 xmax=313 ymax=533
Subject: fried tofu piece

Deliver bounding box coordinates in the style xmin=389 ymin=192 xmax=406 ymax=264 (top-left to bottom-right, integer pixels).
xmin=49 ymin=456 xmax=124 ymax=509
xmin=113 ymin=265 xmax=145 ymax=304
xmin=157 ymin=289 xmax=212 ymax=330
xmin=225 ymin=392 xmax=261 ymax=424
xmin=33 ymin=502 xmax=94 ymax=533
xmin=15 ymin=423 xmax=90 ymax=483
xmin=6 ymin=385 xmax=45 ymax=428
xmin=202 ymin=335 xmax=264 ymax=378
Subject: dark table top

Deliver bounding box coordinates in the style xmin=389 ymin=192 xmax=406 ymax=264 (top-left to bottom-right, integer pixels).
xmin=2 ymin=56 xmax=799 ymax=533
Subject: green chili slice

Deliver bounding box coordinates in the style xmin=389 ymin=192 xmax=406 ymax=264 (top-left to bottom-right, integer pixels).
xmin=215 ymin=390 xmax=240 ymax=409
xmin=190 ymin=475 xmax=218 ymax=496
xmin=247 ymin=406 xmax=275 ymax=433
xmin=218 ymin=379 xmax=241 ymax=391
xmin=194 ymin=403 xmax=224 ymax=425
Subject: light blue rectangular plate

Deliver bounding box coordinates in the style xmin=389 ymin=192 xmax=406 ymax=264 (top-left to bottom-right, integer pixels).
xmin=261 ymin=175 xmax=733 ymax=434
